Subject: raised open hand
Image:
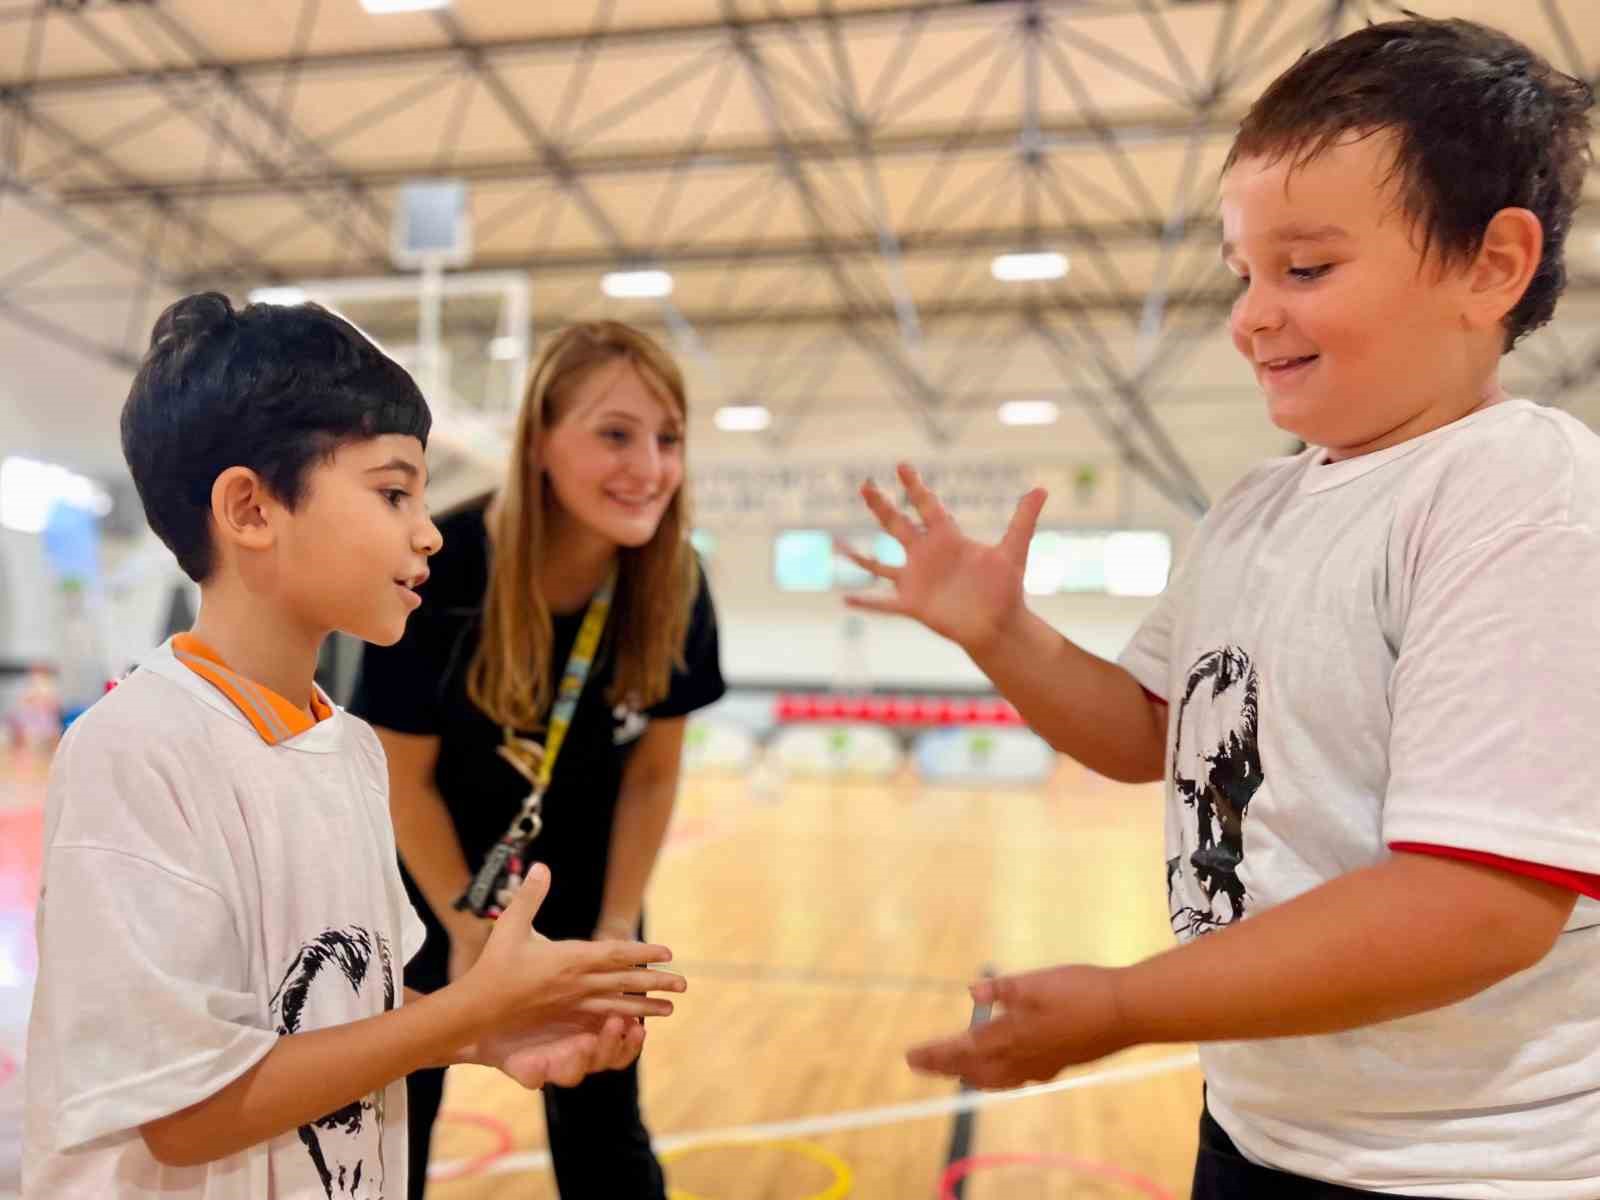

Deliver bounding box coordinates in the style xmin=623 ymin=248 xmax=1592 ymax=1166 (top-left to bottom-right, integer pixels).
xmin=838 ymin=463 xmax=1047 ymax=654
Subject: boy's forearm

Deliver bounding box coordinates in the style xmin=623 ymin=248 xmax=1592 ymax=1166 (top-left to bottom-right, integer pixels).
xmin=1110 ymin=853 xmax=1577 ymax=1046
xmin=965 ymin=606 xmax=1166 ymax=783
xmin=142 ymin=981 xmax=488 ymax=1167
xmin=404 ymin=986 xmax=470 ymax=1066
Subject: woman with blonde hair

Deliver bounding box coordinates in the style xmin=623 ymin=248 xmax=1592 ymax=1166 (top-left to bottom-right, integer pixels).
xmin=351 ymin=320 xmax=725 ymax=1198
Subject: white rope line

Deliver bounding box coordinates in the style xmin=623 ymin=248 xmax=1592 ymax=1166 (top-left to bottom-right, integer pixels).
xmin=430 ymin=1050 xmax=1199 ymax=1180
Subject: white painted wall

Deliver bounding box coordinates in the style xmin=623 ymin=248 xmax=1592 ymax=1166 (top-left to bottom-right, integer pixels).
xmin=714 ymin=598 xmax=1154 ymax=689
xmin=698 ymin=526 xmax=1156 ymax=687
xmin=0 ymin=530 xmax=54 ymax=666
xmin=100 ymin=534 xmax=193 ymax=676
xmin=0 ymin=527 xmax=185 ymax=681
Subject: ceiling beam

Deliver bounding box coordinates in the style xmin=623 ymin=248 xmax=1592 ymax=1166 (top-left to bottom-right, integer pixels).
xmin=194 ymin=216 xmax=1214 ymax=281
xmin=13 ymin=1 xmax=1213 ymax=98
xmin=48 ymin=114 xmax=1246 ymax=203
xmin=722 ymin=0 xmax=949 ymax=441
xmin=335 ymin=291 xmax=1239 ymax=336
xmin=151 ymin=217 xmax=1600 ymax=290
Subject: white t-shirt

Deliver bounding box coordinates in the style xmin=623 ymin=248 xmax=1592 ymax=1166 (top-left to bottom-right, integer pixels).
xmin=1120 ymin=399 xmax=1600 ymax=1197
xmin=23 ymin=640 xmax=427 ymax=1199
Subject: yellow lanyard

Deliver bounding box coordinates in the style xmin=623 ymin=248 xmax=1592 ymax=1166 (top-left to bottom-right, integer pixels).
xmin=496 ymin=569 xmax=615 ymax=801
xmin=457 ymin=569 xmax=615 ymax=917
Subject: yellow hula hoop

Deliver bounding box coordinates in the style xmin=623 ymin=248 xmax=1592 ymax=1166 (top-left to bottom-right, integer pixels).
xmin=664 ymin=1138 xmax=854 ymax=1200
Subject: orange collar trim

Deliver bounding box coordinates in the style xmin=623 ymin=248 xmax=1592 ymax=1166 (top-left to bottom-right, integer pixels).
xmin=171 ymin=633 xmax=333 ymax=746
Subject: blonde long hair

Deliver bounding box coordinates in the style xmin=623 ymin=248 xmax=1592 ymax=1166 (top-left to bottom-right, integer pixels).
xmin=468 ymin=321 xmax=698 ymax=731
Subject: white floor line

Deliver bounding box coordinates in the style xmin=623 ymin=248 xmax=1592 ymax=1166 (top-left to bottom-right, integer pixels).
xmin=430 ymin=1049 xmax=1199 ymax=1180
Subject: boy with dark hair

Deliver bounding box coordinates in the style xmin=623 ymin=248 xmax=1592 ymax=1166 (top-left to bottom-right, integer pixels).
xmin=844 ymin=19 xmax=1600 ymax=1197
xmin=23 ymin=293 xmax=684 ymax=1198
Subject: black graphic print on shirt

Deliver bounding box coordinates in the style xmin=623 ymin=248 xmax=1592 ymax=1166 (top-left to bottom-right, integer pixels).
xmin=270 ymin=927 xmax=396 ymax=1199
xmin=1168 ymin=647 xmax=1264 ymax=938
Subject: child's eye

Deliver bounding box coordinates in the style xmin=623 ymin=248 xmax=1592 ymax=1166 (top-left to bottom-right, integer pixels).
xmin=659 ymin=432 xmax=683 ymax=449
xmin=601 ymin=429 xmax=630 ymax=445
xmin=383 ymin=489 xmax=409 ymax=507
xmin=1289 ymin=264 xmax=1332 ymax=281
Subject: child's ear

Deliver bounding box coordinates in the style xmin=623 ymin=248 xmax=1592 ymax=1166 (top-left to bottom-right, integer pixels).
xmin=1464 ymin=207 xmax=1542 ymax=332
xmin=210 ymin=466 xmax=277 ymax=552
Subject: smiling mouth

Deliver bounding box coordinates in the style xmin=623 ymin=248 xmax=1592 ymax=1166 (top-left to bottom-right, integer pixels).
xmin=1260 ymin=354 xmax=1318 ymax=372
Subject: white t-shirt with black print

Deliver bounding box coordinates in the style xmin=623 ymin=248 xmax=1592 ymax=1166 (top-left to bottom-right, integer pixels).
xmin=1120 ymin=399 xmax=1600 ymax=1197
xmin=24 ymin=639 xmax=427 ymax=1199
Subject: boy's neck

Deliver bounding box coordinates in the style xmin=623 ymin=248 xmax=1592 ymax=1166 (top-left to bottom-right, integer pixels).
xmin=188 ymin=579 xmax=324 ymax=717
xmin=539 ymin=512 xmax=618 ymax=616
xmin=1325 ymin=377 xmax=1510 ymax=462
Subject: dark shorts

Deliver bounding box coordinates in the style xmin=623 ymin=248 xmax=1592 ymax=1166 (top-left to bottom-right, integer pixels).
xmin=1193 ymin=1105 xmax=1439 ymax=1199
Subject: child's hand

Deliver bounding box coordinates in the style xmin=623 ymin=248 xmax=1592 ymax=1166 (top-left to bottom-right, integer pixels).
xmin=463 ymin=864 xmax=685 ymax=1031
xmin=839 ymin=463 xmax=1047 ymax=654
xmin=905 ymin=964 xmax=1128 ymax=1089
xmin=471 ymin=1013 xmax=646 ymax=1090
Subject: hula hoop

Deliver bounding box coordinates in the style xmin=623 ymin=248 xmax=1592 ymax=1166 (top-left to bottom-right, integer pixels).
xmin=664 ymin=1138 xmax=854 ymax=1200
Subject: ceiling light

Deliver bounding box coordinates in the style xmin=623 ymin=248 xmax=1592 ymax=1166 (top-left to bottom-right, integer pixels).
xmin=487 ymin=336 xmax=521 ymax=361
xmin=998 ymin=399 xmax=1060 ymax=426
xmin=714 ymin=405 xmax=771 ymax=432
xmin=248 ymin=286 xmax=308 ymax=306
xmin=602 ymin=269 xmax=674 ymax=299
xmin=991 ymin=251 xmax=1068 ymax=282
xmin=361 ymin=0 xmax=451 ymax=13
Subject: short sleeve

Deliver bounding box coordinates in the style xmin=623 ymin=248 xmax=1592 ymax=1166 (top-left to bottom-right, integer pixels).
xmin=349 ymin=607 xmax=466 ymax=736
xmin=401 ymin=898 xmax=429 ymax=968
xmin=648 ymin=563 xmax=727 ymax=719
xmin=33 ymin=740 xmax=277 ymax=1150
xmin=1118 ymin=586 xmax=1181 ymax=702
xmin=1382 ymin=523 xmax=1600 ymax=873
xmin=1118 ymin=535 xmax=1206 ymax=702
xmin=1119 ymin=456 xmax=1295 ymax=701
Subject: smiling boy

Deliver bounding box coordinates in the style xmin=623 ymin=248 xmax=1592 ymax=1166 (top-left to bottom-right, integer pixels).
xmin=23 ymin=293 xmax=685 ymax=1199
xmin=844 ymin=18 xmax=1600 ymax=1197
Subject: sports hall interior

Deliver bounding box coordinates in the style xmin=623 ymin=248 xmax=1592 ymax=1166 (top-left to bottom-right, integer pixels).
xmin=3 ymin=2 xmax=1600 ymax=1196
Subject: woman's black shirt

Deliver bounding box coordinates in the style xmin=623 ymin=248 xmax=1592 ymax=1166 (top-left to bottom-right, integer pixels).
xmin=350 ymin=501 xmax=725 ymax=984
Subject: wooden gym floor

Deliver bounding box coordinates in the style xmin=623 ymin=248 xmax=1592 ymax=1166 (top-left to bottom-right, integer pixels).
xmin=427 ymin=763 xmax=1202 ymax=1199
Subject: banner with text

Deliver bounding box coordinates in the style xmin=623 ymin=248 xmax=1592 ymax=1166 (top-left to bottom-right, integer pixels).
xmin=690 ymin=458 xmax=1119 ymax=530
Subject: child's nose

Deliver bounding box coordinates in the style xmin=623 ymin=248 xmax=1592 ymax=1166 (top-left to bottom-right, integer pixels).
xmin=1232 ymin=281 xmax=1285 ymax=338
xmin=417 ymin=516 xmax=443 ymax=556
